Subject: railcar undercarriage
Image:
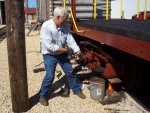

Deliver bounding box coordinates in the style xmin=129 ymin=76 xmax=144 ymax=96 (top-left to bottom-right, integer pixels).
xmin=71 ymin=19 xmax=150 ymax=92
xmin=73 ymin=32 xmax=150 ymax=91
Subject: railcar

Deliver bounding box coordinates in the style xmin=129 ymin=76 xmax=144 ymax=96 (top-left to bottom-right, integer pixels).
xmin=36 ymin=0 xmax=150 ymax=91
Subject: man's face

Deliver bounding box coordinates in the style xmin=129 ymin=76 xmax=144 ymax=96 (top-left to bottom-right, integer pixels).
xmin=57 ymin=14 xmax=68 ymax=26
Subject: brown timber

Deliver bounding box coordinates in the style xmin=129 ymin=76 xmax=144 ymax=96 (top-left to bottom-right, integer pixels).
xmin=5 ymin=0 xmax=29 ymax=112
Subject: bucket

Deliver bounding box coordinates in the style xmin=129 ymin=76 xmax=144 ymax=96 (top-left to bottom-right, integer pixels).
xmin=90 ymin=77 xmax=106 ymax=101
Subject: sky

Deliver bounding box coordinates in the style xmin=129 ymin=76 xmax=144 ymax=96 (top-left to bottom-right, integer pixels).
xmin=28 ymin=0 xmax=36 ymax=8
xmin=111 ymin=0 xmax=150 ymax=19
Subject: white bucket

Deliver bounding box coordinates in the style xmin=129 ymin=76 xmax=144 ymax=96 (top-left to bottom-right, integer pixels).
xmin=90 ymin=77 xmax=106 ymax=101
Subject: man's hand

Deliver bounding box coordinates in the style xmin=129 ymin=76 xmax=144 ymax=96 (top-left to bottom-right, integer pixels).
xmin=64 ymin=45 xmax=69 ymax=51
xmin=78 ymin=52 xmax=86 ymax=60
xmin=76 ymin=52 xmax=88 ymax=66
xmin=57 ymin=46 xmax=69 ymax=53
xmin=75 ymin=51 xmax=86 ymax=61
xmin=75 ymin=51 xmax=81 ymax=56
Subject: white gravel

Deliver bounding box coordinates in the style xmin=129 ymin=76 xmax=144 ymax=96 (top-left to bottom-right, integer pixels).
xmin=0 ymin=30 xmax=148 ymax=113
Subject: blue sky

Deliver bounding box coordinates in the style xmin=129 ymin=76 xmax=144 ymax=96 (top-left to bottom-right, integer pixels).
xmin=28 ymin=0 xmax=36 ymax=8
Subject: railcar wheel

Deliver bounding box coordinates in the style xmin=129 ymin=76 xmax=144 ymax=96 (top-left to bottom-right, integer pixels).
xmin=118 ymin=56 xmax=143 ymax=90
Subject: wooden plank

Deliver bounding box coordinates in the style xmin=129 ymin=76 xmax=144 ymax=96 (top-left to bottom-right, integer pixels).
xmin=108 ymin=78 xmax=122 ymax=84
xmin=5 ymin=0 xmax=29 ymax=112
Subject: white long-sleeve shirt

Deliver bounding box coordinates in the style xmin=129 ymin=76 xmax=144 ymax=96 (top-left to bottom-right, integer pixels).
xmin=40 ymin=19 xmax=80 ymax=55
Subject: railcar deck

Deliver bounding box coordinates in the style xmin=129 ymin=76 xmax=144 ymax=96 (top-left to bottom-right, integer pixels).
xmin=77 ymin=19 xmax=150 ymax=42
xmin=74 ymin=19 xmax=150 ymax=61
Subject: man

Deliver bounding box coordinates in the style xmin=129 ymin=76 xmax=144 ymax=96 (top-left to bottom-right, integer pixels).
xmin=39 ymin=7 xmax=86 ymax=106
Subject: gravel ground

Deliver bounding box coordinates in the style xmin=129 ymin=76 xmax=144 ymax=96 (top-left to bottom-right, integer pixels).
xmin=0 ymin=30 xmax=148 ymax=113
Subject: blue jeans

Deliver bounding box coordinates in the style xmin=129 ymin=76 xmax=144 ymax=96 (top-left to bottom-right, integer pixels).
xmin=39 ymin=53 xmax=81 ymax=97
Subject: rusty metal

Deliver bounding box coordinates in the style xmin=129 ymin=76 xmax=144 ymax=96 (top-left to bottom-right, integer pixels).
xmin=82 ymin=48 xmax=117 ymax=78
xmin=75 ymin=26 xmax=150 ymax=62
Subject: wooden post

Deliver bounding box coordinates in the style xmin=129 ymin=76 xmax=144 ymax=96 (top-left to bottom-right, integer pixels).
xmin=5 ymin=0 xmax=29 ymax=112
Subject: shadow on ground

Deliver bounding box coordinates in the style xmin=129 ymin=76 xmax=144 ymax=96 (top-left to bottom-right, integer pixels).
xmin=29 ymin=76 xmax=66 ymax=109
xmin=29 ymin=64 xmax=96 ymax=109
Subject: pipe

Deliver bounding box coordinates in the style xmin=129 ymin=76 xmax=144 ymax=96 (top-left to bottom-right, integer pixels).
xmin=77 ymin=6 xmax=95 ymax=11
xmin=70 ymin=6 xmax=85 ymax=32
xmin=69 ymin=0 xmax=84 ymax=32
xmin=68 ymin=13 xmax=94 ymax=18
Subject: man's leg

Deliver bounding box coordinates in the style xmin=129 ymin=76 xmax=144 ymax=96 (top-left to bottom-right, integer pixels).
xmin=60 ymin=76 xmax=70 ymax=97
xmin=58 ymin=54 xmax=86 ymax=99
xmin=39 ymin=54 xmax=57 ymax=105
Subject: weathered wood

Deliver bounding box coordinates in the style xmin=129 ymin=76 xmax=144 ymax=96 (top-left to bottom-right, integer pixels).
xmin=5 ymin=0 xmax=29 ymax=112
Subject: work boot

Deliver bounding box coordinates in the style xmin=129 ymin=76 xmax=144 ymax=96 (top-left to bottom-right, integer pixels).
xmin=39 ymin=97 xmax=48 ymax=106
xmin=60 ymin=88 xmax=70 ymax=97
xmin=74 ymin=91 xmax=86 ymax=99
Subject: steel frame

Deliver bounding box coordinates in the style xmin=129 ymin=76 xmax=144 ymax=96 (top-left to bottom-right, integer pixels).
xmin=74 ymin=26 xmax=150 ymax=62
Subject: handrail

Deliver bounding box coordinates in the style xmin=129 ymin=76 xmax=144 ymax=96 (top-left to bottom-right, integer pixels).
xmin=93 ymin=0 xmax=97 ymax=19
xmin=144 ymin=0 xmax=148 ymax=20
xmin=120 ymin=0 xmax=123 ymax=19
xmin=137 ymin=0 xmax=140 ymax=18
xmin=106 ymin=0 xmax=109 ymax=20
xmin=63 ymin=0 xmax=66 ymax=8
xmin=62 ymin=0 xmax=149 ymax=22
